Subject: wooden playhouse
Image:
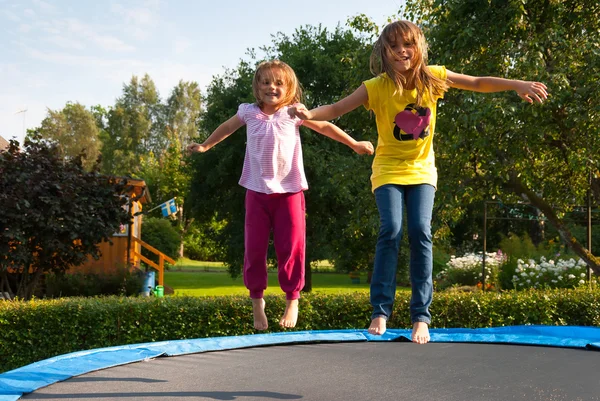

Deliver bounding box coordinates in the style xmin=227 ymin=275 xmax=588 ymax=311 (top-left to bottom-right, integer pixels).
xmin=72 ymin=178 xmax=175 ymax=287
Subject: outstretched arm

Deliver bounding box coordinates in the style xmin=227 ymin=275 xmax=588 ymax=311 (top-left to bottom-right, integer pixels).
xmin=187 ymin=115 xmax=244 ymax=154
xmin=303 ymin=120 xmax=374 ymax=155
xmin=289 ymin=84 xmax=369 ymax=121
xmin=446 ymin=70 xmax=548 ymax=103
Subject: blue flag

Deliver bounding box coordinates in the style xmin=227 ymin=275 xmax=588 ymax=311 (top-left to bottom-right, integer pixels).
xmin=160 ymin=198 xmax=177 ymax=217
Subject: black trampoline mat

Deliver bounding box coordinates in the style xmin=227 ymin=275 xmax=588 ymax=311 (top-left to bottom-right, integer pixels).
xmin=21 ymin=342 xmax=600 ymax=401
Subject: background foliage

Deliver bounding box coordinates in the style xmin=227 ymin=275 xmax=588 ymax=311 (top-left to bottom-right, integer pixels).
xmin=0 ymin=138 xmax=130 ymax=300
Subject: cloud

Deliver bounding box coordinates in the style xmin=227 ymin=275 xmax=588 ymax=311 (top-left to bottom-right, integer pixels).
xmin=44 ymin=35 xmax=85 ymax=50
xmin=109 ymin=1 xmax=160 ymax=40
xmin=32 ymin=0 xmax=57 ymax=13
xmin=1 ymin=8 xmax=21 ymax=22
xmin=173 ymin=37 xmax=192 ymax=55
xmin=65 ymin=18 xmax=135 ymax=52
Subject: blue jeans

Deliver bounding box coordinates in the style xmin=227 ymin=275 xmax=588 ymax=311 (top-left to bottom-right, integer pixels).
xmin=370 ymin=184 xmax=435 ymax=324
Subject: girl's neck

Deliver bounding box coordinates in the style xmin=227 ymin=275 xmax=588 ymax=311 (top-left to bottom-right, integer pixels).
xmin=259 ymin=103 xmax=283 ymax=115
xmin=398 ymin=70 xmax=415 ymax=90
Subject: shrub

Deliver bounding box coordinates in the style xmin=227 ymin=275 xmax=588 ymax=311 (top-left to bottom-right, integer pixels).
xmin=45 ymin=267 xmax=145 ymax=298
xmin=435 ymin=251 xmax=505 ymax=290
xmin=510 ymin=256 xmax=599 ymax=290
xmin=141 ymin=217 xmax=181 ymax=264
xmin=183 ymin=220 xmax=225 ymax=262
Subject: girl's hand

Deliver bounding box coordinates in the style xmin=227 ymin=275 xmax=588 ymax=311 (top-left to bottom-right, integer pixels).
xmin=353 ymin=141 xmax=375 ymax=155
xmin=288 ymin=103 xmax=313 ymax=120
xmin=516 ymin=81 xmax=548 ymax=104
xmin=186 ymin=143 xmax=206 ymax=155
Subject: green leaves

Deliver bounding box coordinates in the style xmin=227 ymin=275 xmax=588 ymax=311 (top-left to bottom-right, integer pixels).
xmin=0 ymin=137 xmax=130 ymax=300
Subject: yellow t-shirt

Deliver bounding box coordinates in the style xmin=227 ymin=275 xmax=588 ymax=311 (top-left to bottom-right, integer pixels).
xmin=363 ymin=65 xmax=447 ymax=191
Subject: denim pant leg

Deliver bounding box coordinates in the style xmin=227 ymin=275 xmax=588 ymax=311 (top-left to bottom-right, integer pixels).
xmin=370 ymin=185 xmax=404 ymax=320
xmin=405 ymin=184 xmax=435 ymax=324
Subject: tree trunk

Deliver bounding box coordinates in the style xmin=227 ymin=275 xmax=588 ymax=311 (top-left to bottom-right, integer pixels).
xmin=507 ymin=172 xmax=600 ymax=275
xmin=302 ymin=248 xmax=313 ymax=292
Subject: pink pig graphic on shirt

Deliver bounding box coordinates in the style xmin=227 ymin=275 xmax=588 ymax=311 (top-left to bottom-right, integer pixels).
xmin=392 ymin=104 xmax=431 ymax=141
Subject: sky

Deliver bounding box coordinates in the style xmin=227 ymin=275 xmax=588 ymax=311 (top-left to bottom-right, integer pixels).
xmin=0 ymin=0 xmax=404 ymax=145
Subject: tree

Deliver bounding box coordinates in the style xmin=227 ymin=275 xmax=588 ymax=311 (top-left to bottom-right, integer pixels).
xmin=166 ymin=80 xmax=203 ymax=151
xmin=403 ymin=0 xmax=600 ymax=273
xmin=101 ymin=74 xmax=163 ymax=176
xmin=0 ymin=137 xmax=129 ymax=300
xmin=29 ymin=102 xmax=101 ymax=171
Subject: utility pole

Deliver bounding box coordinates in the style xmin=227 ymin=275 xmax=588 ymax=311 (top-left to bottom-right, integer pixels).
xmin=14 ymin=108 xmax=28 ymax=140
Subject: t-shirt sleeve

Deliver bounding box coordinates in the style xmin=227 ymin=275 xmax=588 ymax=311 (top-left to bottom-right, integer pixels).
xmin=236 ymin=103 xmax=250 ymax=125
xmin=427 ymin=65 xmax=448 ymax=99
xmin=362 ymin=77 xmax=379 ymax=112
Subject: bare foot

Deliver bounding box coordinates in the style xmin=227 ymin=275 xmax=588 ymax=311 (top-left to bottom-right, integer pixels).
xmin=368 ymin=316 xmax=387 ymax=335
xmin=411 ymin=321 xmax=430 ymax=344
xmin=252 ymin=298 xmax=268 ymax=330
xmin=279 ymin=299 xmax=299 ymax=328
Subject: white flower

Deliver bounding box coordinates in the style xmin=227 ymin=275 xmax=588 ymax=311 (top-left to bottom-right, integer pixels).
xmin=580 ymin=273 xmax=586 ymax=278
xmin=578 ymin=280 xmax=585 ymax=285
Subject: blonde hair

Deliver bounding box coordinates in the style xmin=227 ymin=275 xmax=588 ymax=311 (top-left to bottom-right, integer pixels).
xmin=370 ymin=20 xmax=448 ymax=107
xmin=252 ymin=60 xmax=302 ymax=108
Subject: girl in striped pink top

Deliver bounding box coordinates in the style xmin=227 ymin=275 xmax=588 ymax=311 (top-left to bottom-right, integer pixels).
xmin=187 ymin=60 xmax=374 ymax=331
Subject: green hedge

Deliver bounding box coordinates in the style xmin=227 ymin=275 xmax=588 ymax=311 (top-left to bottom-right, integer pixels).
xmin=1 ymin=288 xmax=599 ymax=373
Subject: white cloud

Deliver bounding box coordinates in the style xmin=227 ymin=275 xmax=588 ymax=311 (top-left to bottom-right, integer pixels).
xmin=32 ymin=0 xmax=57 ymax=14
xmin=173 ymin=37 xmax=192 ymax=55
xmin=2 ymin=9 xmax=21 ymax=22
xmin=23 ymin=44 xmax=144 ymax=70
xmin=109 ymin=1 xmax=160 ymax=40
xmin=44 ymin=35 xmax=85 ymax=50
xmin=63 ymin=17 xmax=135 ymax=52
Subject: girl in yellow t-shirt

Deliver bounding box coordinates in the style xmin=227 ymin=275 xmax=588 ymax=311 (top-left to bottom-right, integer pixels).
xmin=289 ymin=20 xmax=547 ymax=343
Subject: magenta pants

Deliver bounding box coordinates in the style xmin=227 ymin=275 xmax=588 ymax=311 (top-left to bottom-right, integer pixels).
xmin=244 ymin=190 xmax=306 ymax=300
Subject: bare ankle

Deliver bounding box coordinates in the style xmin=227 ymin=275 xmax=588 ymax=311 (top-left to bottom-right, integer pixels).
xmin=279 ymin=299 xmax=299 ymax=328
xmin=368 ymin=316 xmax=387 ymax=335
xmin=411 ymin=321 xmax=430 ymax=344
xmin=252 ymin=298 xmax=268 ymax=331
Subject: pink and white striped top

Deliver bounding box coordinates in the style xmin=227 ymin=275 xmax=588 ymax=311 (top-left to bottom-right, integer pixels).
xmin=237 ymin=103 xmax=308 ymax=194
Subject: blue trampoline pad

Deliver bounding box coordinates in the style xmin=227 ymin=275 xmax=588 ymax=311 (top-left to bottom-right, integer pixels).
xmin=1 ymin=325 xmax=599 ymax=401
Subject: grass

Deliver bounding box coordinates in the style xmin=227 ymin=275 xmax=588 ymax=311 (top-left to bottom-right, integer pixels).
xmin=166 ymin=258 xmax=410 ymax=296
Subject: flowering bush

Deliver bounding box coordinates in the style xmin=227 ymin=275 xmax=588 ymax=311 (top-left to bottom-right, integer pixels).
xmin=511 ymin=256 xmax=594 ymax=290
xmin=435 ymin=251 xmax=505 ymax=290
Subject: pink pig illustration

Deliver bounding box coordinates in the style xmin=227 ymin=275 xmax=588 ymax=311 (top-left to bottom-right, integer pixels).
xmin=393 ymin=105 xmax=431 ymax=141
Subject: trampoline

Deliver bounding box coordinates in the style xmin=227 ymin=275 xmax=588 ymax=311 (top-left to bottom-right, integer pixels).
xmin=1 ymin=326 xmax=599 ymax=401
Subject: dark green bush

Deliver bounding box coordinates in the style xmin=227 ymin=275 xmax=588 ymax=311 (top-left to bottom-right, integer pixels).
xmin=141 ymin=217 xmax=181 ymax=264
xmin=183 ymin=220 xmax=225 ymax=262
xmin=44 ymin=267 xmax=145 ymax=298
xmin=1 ymin=288 xmax=599 ymax=374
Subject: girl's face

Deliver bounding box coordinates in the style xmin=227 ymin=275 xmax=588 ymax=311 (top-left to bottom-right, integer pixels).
xmin=257 ymin=69 xmax=288 ymax=112
xmin=388 ymin=34 xmax=415 ymax=74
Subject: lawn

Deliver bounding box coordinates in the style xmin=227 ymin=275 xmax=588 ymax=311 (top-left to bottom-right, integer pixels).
xmin=166 ymin=258 xmax=410 ymax=296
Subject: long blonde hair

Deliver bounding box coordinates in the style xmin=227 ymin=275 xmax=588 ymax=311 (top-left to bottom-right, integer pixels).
xmin=252 ymin=60 xmax=302 ymax=108
xmin=370 ymin=21 xmax=448 ymax=107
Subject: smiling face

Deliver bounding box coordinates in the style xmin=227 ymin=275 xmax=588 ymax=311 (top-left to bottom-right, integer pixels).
xmin=388 ymin=37 xmax=415 ymax=73
xmin=379 ymin=21 xmax=427 ymax=78
xmin=252 ymin=60 xmax=302 ymax=114
xmin=257 ymin=69 xmax=288 ymax=111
